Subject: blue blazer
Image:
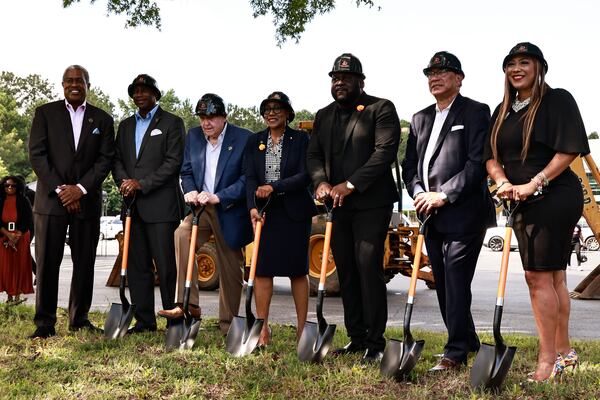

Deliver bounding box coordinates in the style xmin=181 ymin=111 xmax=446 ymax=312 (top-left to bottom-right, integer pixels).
xmin=244 ymin=127 xmax=318 ymax=221
xmin=180 ymin=123 xmax=253 ymax=248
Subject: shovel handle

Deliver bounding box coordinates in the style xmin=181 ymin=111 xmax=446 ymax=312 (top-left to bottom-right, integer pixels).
xmin=185 ymin=223 xmax=199 ymax=283
xmin=248 ymin=220 xmax=263 ymax=284
xmin=120 ymin=215 xmax=132 ymax=275
xmin=496 ymin=227 xmax=513 ymax=302
xmin=319 ymin=221 xmax=333 ymax=288
xmin=407 ymin=233 xmax=424 ymax=300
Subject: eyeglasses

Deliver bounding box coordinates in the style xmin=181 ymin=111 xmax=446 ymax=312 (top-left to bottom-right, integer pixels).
xmin=425 ymin=68 xmax=451 ymax=78
xmin=4 ymin=184 xmax=16 ymax=188
xmin=263 ymin=106 xmax=283 ymax=116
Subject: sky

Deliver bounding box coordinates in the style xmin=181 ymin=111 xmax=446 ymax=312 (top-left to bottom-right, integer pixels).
xmin=1 ymin=0 xmax=598 ymax=132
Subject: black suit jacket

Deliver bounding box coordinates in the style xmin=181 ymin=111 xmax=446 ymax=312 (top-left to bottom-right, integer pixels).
xmin=307 ymin=92 xmax=401 ymax=210
xmin=244 ymin=127 xmax=318 ymax=221
xmin=29 ymin=100 xmax=115 ymax=219
xmin=402 ymin=94 xmax=495 ymax=234
xmin=112 ymin=106 xmax=185 ymax=223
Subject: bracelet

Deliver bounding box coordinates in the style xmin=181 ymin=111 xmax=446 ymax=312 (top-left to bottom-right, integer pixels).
xmin=537 ymin=171 xmax=549 ymax=187
xmin=530 ymin=175 xmax=544 ymax=196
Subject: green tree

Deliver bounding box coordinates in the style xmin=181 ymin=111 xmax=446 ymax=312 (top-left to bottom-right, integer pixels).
xmin=588 ymin=131 xmax=598 ymax=139
xmin=0 ymin=91 xmax=33 ymax=179
xmin=63 ymin=0 xmax=378 ymax=45
xmin=291 ymin=109 xmax=315 ymax=129
xmin=88 ymin=87 xmax=117 ymax=118
xmin=397 ymin=119 xmax=410 ymax=164
xmin=0 ymin=71 xmax=56 ymax=116
xmin=227 ymin=104 xmax=265 ymax=133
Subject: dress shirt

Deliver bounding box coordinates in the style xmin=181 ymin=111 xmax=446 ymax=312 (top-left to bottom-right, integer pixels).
xmin=415 ymin=97 xmax=456 ymax=195
xmin=203 ymin=123 xmax=227 ymax=194
xmin=63 ymin=99 xmax=88 ymax=194
xmin=135 ymin=104 xmax=159 ymax=157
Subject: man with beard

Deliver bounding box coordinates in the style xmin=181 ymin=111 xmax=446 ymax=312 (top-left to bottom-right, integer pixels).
xmin=402 ymin=52 xmax=494 ymax=370
xmin=112 ymin=74 xmax=185 ymax=333
xmin=28 ymin=65 xmax=114 ymax=338
xmin=307 ymin=53 xmax=401 ymax=363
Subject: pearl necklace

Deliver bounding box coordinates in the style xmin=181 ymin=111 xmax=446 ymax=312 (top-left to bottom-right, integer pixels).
xmin=512 ymin=97 xmax=531 ymax=113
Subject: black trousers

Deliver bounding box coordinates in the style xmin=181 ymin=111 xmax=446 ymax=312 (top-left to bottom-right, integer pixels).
xmin=331 ymin=205 xmax=392 ymax=352
xmin=127 ymin=214 xmax=178 ymax=328
xmin=33 ymin=213 xmax=99 ymax=328
xmin=425 ymin=226 xmax=485 ymax=363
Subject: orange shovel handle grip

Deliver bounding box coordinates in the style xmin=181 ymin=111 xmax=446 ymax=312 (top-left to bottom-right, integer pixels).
xmin=248 ymin=220 xmax=263 ymax=282
xmin=120 ymin=216 xmax=132 ymax=273
xmin=319 ymin=221 xmax=333 ymax=286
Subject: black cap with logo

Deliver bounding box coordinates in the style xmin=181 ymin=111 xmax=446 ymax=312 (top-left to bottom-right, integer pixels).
xmin=195 ymin=93 xmax=227 ymax=117
xmin=502 ymin=42 xmax=548 ymax=72
xmin=423 ymin=51 xmax=464 ymax=77
xmin=329 ymin=53 xmax=366 ymax=79
xmin=127 ymin=74 xmax=162 ymax=100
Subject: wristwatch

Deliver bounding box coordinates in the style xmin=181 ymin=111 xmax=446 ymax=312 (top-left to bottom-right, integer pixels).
xmin=346 ymin=181 xmax=355 ymax=191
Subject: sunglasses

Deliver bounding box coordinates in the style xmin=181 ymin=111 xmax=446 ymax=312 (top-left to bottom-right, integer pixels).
xmin=4 ymin=184 xmax=16 ymax=188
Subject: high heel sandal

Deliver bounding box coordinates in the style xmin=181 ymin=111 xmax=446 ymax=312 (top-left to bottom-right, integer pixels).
xmin=525 ymin=354 xmax=565 ymax=383
xmin=561 ymin=349 xmax=579 ymax=372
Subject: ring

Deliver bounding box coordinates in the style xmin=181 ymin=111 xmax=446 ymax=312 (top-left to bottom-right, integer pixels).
xmin=335 ymin=194 xmax=340 ymax=197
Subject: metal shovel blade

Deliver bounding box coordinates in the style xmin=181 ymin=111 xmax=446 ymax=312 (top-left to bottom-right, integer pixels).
xmin=104 ymin=302 xmax=136 ymax=339
xmin=297 ymin=320 xmax=337 ymax=363
xmin=165 ymin=317 xmax=202 ymax=351
xmin=380 ymin=335 xmax=425 ymax=379
xmin=225 ymin=315 xmax=264 ymax=357
xmin=470 ymin=342 xmax=516 ymax=391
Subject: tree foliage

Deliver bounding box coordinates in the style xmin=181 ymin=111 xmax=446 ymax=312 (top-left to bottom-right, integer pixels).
xmin=62 ymin=0 xmax=378 ymax=45
xmin=588 ymin=131 xmax=598 ymax=140
xmin=227 ymin=104 xmax=266 ymax=133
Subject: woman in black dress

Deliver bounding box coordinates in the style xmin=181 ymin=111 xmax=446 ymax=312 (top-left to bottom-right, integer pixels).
xmin=244 ymin=92 xmax=318 ymax=346
xmin=485 ymin=42 xmax=589 ymax=382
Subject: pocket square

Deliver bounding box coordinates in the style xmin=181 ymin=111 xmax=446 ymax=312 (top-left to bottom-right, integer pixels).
xmin=150 ymin=129 xmax=162 ymax=136
xmin=91 ymin=128 xmax=100 ymax=135
xmin=450 ymin=125 xmax=464 ymax=132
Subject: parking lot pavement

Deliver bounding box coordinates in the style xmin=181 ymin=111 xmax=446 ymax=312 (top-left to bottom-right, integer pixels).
xmin=11 ymin=242 xmax=600 ymax=339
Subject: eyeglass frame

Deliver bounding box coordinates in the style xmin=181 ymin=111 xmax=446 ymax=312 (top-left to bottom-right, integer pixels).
xmin=262 ymin=106 xmax=285 ymax=116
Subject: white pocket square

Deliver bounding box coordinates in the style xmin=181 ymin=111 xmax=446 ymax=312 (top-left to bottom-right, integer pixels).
xmin=450 ymin=125 xmax=464 ymax=132
xmin=91 ymin=128 xmax=100 ymax=135
xmin=150 ymin=129 xmax=162 ymax=136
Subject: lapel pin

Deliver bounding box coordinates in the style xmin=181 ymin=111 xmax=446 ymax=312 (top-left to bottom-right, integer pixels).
xmin=88 ymin=118 xmax=94 ymax=123
xmin=259 ymin=143 xmax=266 ymax=151
xmin=356 ymin=105 xmax=365 ymax=112
xmin=228 ymin=146 xmax=233 ymax=151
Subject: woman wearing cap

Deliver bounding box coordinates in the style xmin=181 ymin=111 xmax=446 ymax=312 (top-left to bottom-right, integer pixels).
xmin=484 ymin=42 xmax=589 ymax=382
xmin=0 ymin=176 xmax=34 ymax=304
xmin=244 ymin=92 xmax=318 ymax=346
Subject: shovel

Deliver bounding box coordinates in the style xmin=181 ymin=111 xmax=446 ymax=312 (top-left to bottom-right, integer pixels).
xmin=165 ymin=205 xmax=206 ymax=351
xmin=225 ymin=197 xmax=270 ymax=357
xmin=380 ymin=214 xmax=430 ymax=379
xmin=104 ymin=196 xmax=136 ymax=339
xmin=297 ymin=201 xmax=336 ymax=363
xmin=470 ymin=200 xmax=520 ymax=392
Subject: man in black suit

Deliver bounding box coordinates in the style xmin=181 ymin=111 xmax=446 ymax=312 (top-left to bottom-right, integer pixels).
xmin=402 ymin=51 xmax=495 ymax=370
xmin=112 ymin=74 xmax=185 ymax=333
xmin=28 ymin=65 xmax=115 ymax=338
xmin=307 ymin=53 xmax=401 ymax=363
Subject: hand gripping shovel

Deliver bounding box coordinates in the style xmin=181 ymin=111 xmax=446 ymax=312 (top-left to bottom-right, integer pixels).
xmin=470 ymin=200 xmax=520 ymax=392
xmin=165 ymin=206 xmax=206 ymax=351
xmin=104 ymin=196 xmax=136 ymax=339
xmin=380 ymin=214 xmax=430 ymax=379
xmin=297 ymin=201 xmax=336 ymax=363
xmin=225 ymin=197 xmax=270 ymax=357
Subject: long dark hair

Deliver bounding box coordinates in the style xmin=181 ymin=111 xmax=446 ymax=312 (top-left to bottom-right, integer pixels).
xmin=1 ymin=175 xmax=25 ymax=199
xmin=490 ymin=58 xmax=549 ymax=161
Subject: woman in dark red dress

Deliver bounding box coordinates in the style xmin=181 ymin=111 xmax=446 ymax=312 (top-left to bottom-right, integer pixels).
xmin=0 ymin=176 xmax=34 ymax=304
xmin=484 ymin=43 xmax=589 ymax=382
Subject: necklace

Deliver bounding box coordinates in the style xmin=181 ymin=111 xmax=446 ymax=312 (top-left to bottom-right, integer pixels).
xmin=512 ymin=97 xmax=531 ymax=113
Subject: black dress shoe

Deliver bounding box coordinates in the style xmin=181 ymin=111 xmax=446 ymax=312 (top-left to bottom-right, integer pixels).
xmin=361 ymin=348 xmax=384 ymax=364
xmin=69 ymin=321 xmax=103 ymax=334
xmin=127 ymin=325 xmax=157 ymax=335
xmin=29 ymin=326 xmax=56 ymax=339
xmin=331 ymin=341 xmax=366 ymax=356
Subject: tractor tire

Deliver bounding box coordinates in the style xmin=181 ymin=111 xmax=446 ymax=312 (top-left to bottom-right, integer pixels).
xmin=308 ymin=216 xmax=340 ymax=296
xmin=197 ymin=241 xmax=219 ymax=291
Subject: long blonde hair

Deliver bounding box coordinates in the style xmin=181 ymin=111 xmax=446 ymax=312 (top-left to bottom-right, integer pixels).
xmin=490 ymin=58 xmax=549 ymax=161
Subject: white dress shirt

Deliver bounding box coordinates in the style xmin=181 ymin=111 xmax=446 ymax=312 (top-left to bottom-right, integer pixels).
xmin=62 ymin=99 xmax=88 ymax=194
xmin=203 ymin=123 xmax=227 ymax=194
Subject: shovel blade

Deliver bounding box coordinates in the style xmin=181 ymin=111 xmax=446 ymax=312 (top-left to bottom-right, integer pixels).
xmin=297 ymin=321 xmax=337 ymax=363
xmin=165 ymin=318 xmax=202 ymax=351
xmin=380 ymin=338 xmax=425 ymax=379
xmin=104 ymin=302 xmax=136 ymax=339
xmin=225 ymin=315 xmax=264 ymax=357
xmin=470 ymin=342 xmax=517 ymax=392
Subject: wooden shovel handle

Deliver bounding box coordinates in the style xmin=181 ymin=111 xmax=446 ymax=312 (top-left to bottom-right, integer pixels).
xmin=319 ymin=221 xmax=333 ymax=286
xmin=407 ymin=233 xmax=424 ymax=299
xmin=248 ymin=220 xmax=263 ymax=283
xmin=497 ymin=227 xmax=512 ymax=300
xmin=185 ymin=223 xmax=199 ymax=282
xmin=120 ymin=216 xmax=132 ymax=274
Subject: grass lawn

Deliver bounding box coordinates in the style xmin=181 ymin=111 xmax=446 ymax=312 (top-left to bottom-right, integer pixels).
xmin=1 ymin=303 xmax=599 ymax=399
